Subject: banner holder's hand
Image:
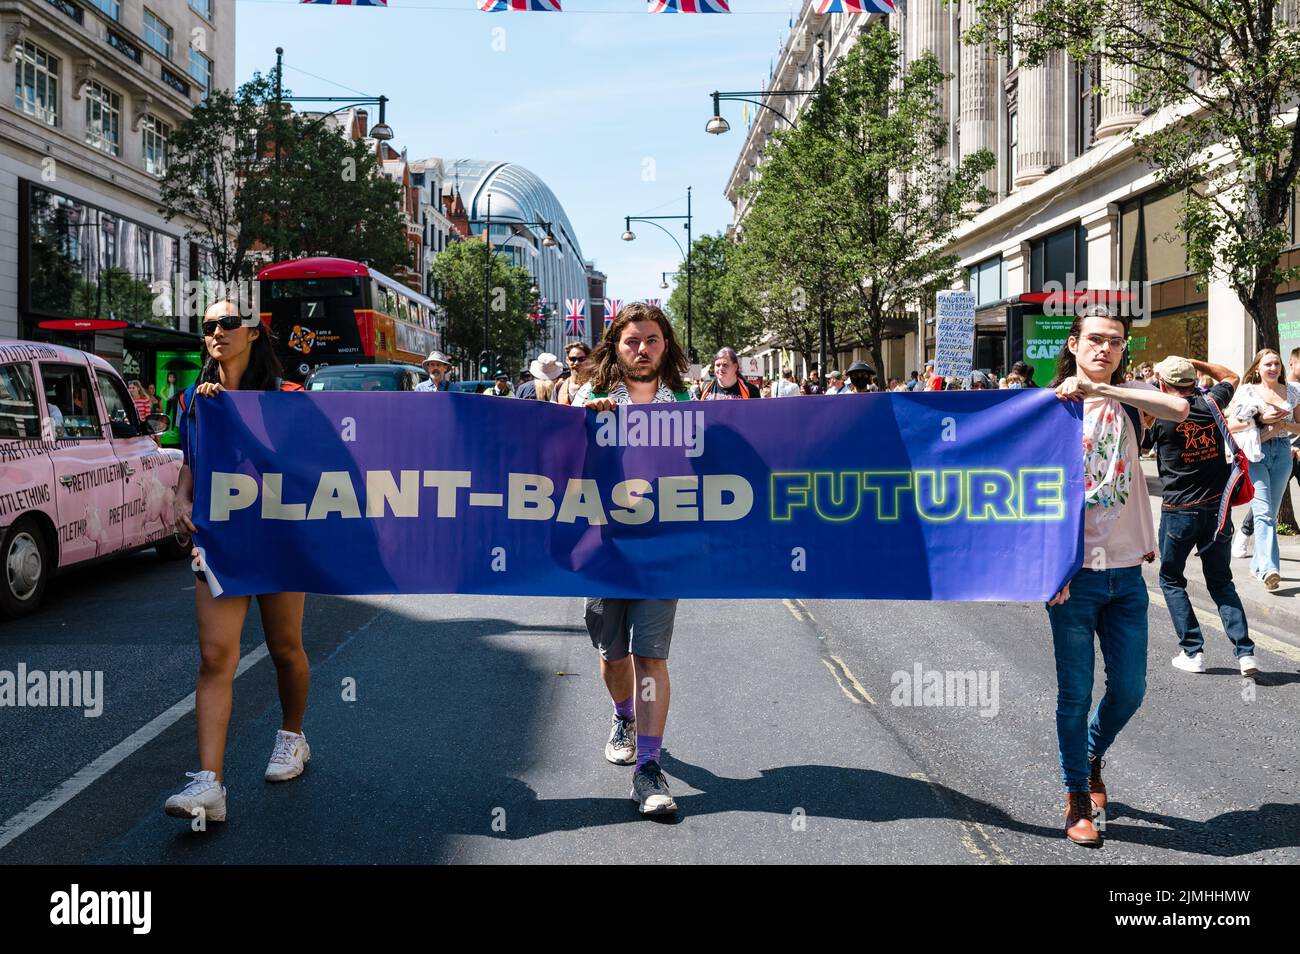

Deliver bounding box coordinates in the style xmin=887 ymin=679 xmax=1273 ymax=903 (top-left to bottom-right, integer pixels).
xmin=1047 ymin=582 xmax=1071 ymax=606
xmin=1054 ymin=376 xmax=1096 ymax=402
xmin=586 ymin=398 xmax=617 ymax=413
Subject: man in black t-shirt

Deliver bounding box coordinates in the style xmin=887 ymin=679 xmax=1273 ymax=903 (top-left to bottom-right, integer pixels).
xmin=699 ymin=347 xmax=761 ymax=400
xmin=1148 ymin=355 xmax=1257 ymax=677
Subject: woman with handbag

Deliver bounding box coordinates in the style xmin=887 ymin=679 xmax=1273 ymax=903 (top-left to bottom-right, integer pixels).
xmin=1227 ymin=350 xmax=1300 ymax=591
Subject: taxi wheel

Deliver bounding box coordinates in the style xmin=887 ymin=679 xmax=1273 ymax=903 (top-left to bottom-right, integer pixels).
xmin=155 ymin=530 xmax=192 ymax=561
xmin=1 ymin=516 xmax=50 ymax=620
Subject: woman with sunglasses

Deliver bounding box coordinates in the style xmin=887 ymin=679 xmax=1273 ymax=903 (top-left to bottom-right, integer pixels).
xmin=1048 ymin=307 xmax=1189 ymax=846
xmin=164 ymin=299 xmax=310 ymax=824
xmin=553 ymin=341 xmax=592 ymax=405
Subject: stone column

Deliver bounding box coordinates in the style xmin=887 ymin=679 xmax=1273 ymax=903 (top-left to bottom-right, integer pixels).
xmin=1208 ymin=277 xmax=1254 ymax=372
xmin=959 ymin=0 xmax=997 ymax=195
xmin=907 ymin=0 xmax=951 ymax=143
xmin=1095 ymin=59 xmax=1143 ymax=140
xmin=1081 ymin=203 xmax=1119 ymax=293
xmin=1015 ymin=51 xmax=1065 ymax=186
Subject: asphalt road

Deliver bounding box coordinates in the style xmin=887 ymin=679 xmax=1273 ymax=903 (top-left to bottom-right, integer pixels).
xmin=1 ymin=550 xmax=1297 ymax=864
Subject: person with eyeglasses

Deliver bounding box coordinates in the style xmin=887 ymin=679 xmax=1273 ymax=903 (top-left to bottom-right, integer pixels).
xmin=553 ymin=340 xmax=592 ymax=405
xmin=164 ymin=299 xmax=311 ymax=825
xmin=1047 ymin=306 xmax=1190 ymax=846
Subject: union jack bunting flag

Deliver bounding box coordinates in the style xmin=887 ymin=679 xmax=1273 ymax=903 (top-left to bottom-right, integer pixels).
xmin=530 ymin=296 xmax=547 ymax=326
xmin=604 ymin=299 xmax=622 ymax=328
xmin=479 ymin=0 xmax=562 ymax=11
xmin=565 ymin=299 xmax=587 ymax=336
xmin=648 ymin=0 xmax=731 ymax=12
xmin=301 ymin=1 xmax=388 ymax=6
xmin=645 ymin=298 xmax=662 ymax=308
xmin=814 ymin=0 xmax=896 ymax=13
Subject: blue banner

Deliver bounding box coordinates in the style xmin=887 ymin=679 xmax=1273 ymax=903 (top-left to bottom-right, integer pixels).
xmin=191 ymin=389 xmax=1083 ymax=600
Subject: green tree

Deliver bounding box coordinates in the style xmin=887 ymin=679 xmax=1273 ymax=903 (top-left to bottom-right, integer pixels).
xmin=159 ymin=72 xmax=408 ymax=286
xmin=431 ymin=238 xmax=538 ymax=373
xmin=737 ymin=23 xmax=994 ymax=376
xmin=274 ymin=121 xmax=408 ymax=275
xmin=968 ymin=0 xmax=1300 ymax=351
xmin=665 ymin=232 xmax=764 ymax=360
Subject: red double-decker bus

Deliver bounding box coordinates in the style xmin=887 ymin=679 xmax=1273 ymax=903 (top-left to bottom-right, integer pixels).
xmin=256 ymin=257 xmax=441 ymax=383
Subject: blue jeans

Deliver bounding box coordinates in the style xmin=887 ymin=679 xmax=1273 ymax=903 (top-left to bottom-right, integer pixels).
xmin=1248 ymin=437 xmax=1294 ymax=579
xmin=1046 ymin=566 xmax=1149 ymax=792
xmin=1158 ymin=506 xmax=1253 ymax=658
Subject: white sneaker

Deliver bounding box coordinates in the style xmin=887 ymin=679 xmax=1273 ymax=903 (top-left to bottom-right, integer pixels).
xmin=1231 ymin=528 xmax=1251 ymax=558
xmin=1172 ymin=651 xmax=1207 ymax=674
xmin=605 ymin=715 xmax=636 ymax=765
xmin=164 ymin=770 xmax=226 ymax=822
xmin=1240 ymin=656 xmax=1260 ymax=678
xmin=264 ymin=729 xmax=310 ymax=782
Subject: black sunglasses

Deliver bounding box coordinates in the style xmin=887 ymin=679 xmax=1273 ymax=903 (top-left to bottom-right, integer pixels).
xmin=202 ymin=314 xmax=256 ymax=336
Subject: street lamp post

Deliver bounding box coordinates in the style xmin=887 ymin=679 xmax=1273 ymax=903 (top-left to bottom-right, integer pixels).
xmin=707 ymin=38 xmax=829 ymax=377
xmin=465 ymin=198 xmax=560 ymax=361
xmin=621 ymin=187 xmax=695 ymax=363
xmin=272 ymin=47 xmax=396 ymax=262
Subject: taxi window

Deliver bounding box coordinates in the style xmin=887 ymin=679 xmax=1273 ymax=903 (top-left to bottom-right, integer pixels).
xmin=0 ymin=362 xmax=40 ymax=439
xmin=96 ymin=371 xmax=141 ymax=434
xmin=40 ymin=363 xmax=102 ymax=439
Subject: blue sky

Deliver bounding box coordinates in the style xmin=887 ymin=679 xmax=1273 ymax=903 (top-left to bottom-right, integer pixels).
xmin=234 ymin=0 xmax=796 ymax=303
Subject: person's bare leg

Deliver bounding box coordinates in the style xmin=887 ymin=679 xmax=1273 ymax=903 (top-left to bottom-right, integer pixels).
xmin=631 ymin=656 xmax=670 ymax=737
xmin=601 ymin=656 xmax=634 ymax=706
xmin=257 ymin=592 xmax=309 ymax=733
xmin=194 ymin=587 xmax=251 ymax=781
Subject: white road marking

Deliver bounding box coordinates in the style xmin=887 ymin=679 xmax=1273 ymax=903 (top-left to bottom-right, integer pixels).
xmin=0 ymin=644 xmax=270 ymax=852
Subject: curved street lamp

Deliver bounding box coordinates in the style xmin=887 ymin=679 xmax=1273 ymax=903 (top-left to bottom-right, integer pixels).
xmin=620 ymin=188 xmax=695 ymax=361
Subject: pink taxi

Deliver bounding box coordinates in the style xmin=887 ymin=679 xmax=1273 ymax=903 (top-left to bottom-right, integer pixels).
xmin=0 ymin=340 xmax=189 ymax=618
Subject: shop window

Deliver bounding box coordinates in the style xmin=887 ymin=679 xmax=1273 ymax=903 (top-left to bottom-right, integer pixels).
xmin=967 ymin=255 xmax=1004 ymax=308
xmin=13 ymin=41 xmax=60 ymax=128
xmin=142 ymin=115 xmax=170 ymax=177
xmin=23 ymin=182 xmax=180 ymax=328
xmin=1128 ymin=308 xmax=1208 ymax=367
xmin=1029 ymin=223 xmax=1088 ymax=291
xmin=1120 ymin=187 xmax=1191 ymax=283
xmin=85 ymin=82 xmax=122 ymax=157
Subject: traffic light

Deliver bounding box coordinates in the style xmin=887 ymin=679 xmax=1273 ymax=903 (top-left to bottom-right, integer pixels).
xmin=478 ymin=350 xmax=491 ymax=377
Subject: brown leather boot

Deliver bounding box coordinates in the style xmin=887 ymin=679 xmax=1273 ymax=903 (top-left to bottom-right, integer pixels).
xmin=1089 ymin=756 xmax=1107 ymax=815
xmin=1066 ymin=792 xmax=1100 ymax=845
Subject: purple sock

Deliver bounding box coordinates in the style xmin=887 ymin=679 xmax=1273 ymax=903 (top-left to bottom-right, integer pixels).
xmin=636 ymin=735 xmax=662 ymax=769
xmin=613 ymin=695 xmax=635 ymax=721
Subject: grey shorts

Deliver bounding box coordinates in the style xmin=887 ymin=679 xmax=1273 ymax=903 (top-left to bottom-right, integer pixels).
xmin=584 ymin=597 xmax=678 ymax=661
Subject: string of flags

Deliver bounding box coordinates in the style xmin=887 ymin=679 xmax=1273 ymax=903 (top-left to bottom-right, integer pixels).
xmin=300 ymin=1 xmax=893 ymax=12
xmin=478 ymin=0 xmax=562 ymax=10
